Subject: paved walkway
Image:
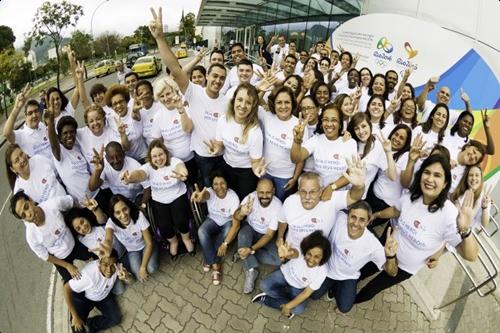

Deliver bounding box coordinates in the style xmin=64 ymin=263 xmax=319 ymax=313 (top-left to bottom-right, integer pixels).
xmin=61 ymin=248 xmax=499 ymax=333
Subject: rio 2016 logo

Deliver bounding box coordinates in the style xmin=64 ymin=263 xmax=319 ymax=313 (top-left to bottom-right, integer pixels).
xmin=377 ymin=37 xmax=393 ymax=53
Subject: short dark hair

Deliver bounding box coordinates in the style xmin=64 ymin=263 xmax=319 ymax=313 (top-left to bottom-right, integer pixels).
xmin=237 ymin=58 xmax=253 ymax=68
xmin=207 ymin=63 xmax=226 ymax=75
xmin=89 ymin=83 xmax=107 ymax=101
xmin=10 ymin=190 xmax=32 ymax=219
xmin=461 ymin=140 xmax=486 ymax=165
xmin=300 ymin=230 xmax=331 ymax=266
xmin=347 ymin=200 xmax=372 ymax=217
xmin=25 ymin=99 xmax=40 ymax=112
xmin=209 ymin=169 xmax=227 ymax=187
xmin=450 ymin=110 xmax=474 ymax=137
xmin=210 ymin=49 xmax=224 ymax=60
xmin=124 ymin=72 xmax=139 ymax=81
xmin=267 ymin=86 xmax=297 ymax=115
xmin=136 ymin=80 xmax=153 ymax=95
xmin=230 ymin=42 xmax=244 ymax=52
xmin=108 ymin=194 xmax=140 ymax=228
xmin=56 ymin=116 xmax=78 ymax=138
xmin=367 ymin=73 xmax=388 ymax=100
xmin=105 ymin=141 xmax=124 ymax=155
xmin=191 ymin=65 xmax=207 ymax=79
xmin=385 ymin=69 xmax=398 ymax=79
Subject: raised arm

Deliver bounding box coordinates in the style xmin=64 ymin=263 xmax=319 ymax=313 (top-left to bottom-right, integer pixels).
xmin=416 ymin=77 xmax=438 ymax=111
xmin=378 ymin=134 xmax=397 ymax=181
xmin=456 ymin=190 xmax=479 ymax=261
xmin=290 ymin=113 xmax=309 ymax=163
xmin=182 ymin=47 xmax=208 ymax=74
xmin=65 ymin=47 xmax=80 ymax=110
xmin=149 ymin=7 xmax=189 ymax=93
xmin=481 ymin=109 xmax=495 ymax=155
xmin=344 ymin=156 xmax=366 ymax=206
xmin=396 ymin=67 xmax=412 ymax=98
xmin=46 ymin=106 xmax=61 ymax=161
xmin=75 ymin=61 xmax=91 ymax=110
xmin=3 ymin=84 xmax=31 ymax=143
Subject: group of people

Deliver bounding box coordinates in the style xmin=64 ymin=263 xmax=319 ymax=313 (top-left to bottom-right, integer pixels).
xmin=3 ymin=6 xmax=496 ymax=332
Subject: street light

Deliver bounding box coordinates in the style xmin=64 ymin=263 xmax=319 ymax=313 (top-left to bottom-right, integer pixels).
xmin=90 ymin=0 xmax=110 ymax=38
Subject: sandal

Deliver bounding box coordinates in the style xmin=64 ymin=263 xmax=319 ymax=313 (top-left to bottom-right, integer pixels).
xmin=211 ymin=269 xmax=222 ymax=286
xmin=202 ymin=262 xmax=210 ymax=272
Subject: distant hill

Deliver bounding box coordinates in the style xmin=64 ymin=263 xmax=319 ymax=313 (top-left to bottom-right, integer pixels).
xmin=22 ymin=37 xmax=70 ymax=65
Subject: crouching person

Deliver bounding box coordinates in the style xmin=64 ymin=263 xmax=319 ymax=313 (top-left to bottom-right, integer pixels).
xmin=64 ymin=249 xmax=132 ymax=333
xmin=252 ymin=230 xmax=331 ymax=319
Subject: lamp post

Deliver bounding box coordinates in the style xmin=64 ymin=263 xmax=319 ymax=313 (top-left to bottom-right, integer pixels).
xmin=90 ymin=0 xmax=110 ymax=58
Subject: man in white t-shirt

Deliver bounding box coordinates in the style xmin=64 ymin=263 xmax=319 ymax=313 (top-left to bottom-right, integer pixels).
xmin=224 ymin=59 xmax=255 ymax=99
xmin=116 ymin=60 xmax=132 ymax=85
xmin=150 ymin=14 xmax=229 ymax=187
xmin=10 ymin=192 xmax=95 ymax=282
xmin=63 ymin=251 xmax=132 ymax=333
xmin=124 ymin=72 xmax=139 ymax=104
xmin=268 ymin=35 xmax=289 ymax=67
xmin=232 ymin=179 xmax=283 ymax=294
xmin=275 ymin=54 xmax=297 ymax=82
xmin=276 ymin=161 xmax=366 ymax=250
xmin=309 ymin=201 xmax=396 ymax=313
xmin=385 ymin=70 xmax=399 ymax=101
xmin=221 ymin=42 xmax=263 ymax=95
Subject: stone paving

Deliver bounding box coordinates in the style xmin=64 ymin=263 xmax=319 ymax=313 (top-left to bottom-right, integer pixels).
xmin=93 ymin=247 xmax=500 ymax=333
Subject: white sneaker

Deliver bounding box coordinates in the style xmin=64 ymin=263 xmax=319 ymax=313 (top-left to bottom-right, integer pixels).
xmin=251 ymin=292 xmax=266 ymax=303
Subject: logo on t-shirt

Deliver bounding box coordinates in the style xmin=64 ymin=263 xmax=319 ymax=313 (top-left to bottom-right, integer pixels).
xmin=54 ymin=229 xmax=60 ymax=235
xmin=213 ymin=112 xmax=219 ymax=118
xmin=333 ymin=154 xmax=339 ymax=159
xmin=173 ymin=119 xmax=179 ymax=124
xmin=150 ymin=118 xmax=154 ymax=123
xmin=281 ymin=133 xmax=287 ymax=140
xmin=311 ymin=217 xmax=318 ymax=223
xmin=163 ymin=175 xmax=170 ymax=181
xmin=97 ymin=238 xmax=102 ymax=242
xmin=42 ymin=178 xmax=47 ymax=184
xmin=43 ymin=137 xmax=48 ymax=141
xmin=260 ymin=217 xmax=265 ymax=222
xmin=132 ymin=232 xmax=138 ymax=236
xmin=302 ymin=277 xmax=307 ymax=282
xmin=344 ymin=248 xmax=349 ymax=255
xmin=221 ymin=208 xmax=226 ymax=212
xmin=234 ymin=137 xmax=239 ymax=143
xmin=452 ymin=174 xmax=457 ymax=180
xmin=413 ymin=220 xmax=421 ymax=229
xmin=77 ymin=155 xmax=82 ymax=160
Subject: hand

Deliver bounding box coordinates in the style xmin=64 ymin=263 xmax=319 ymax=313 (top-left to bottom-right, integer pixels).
xmin=481 ymin=185 xmax=493 ymax=209
xmin=280 ymin=303 xmax=292 ymax=317
xmin=456 ymin=189 xmax=475 ymax=230
xmin=75 ymin=60 xmax=85 ymax=80
xmin=384 ymin=226 xmax=398 ymax=257
xmin=460 ymin=88 xmax=470 ymax=104
xmin=148 ymin=7 xmax=164 ymax=40
xmin=14 ymin=84 xmax=32 ymax=108
xmin=90 ymin=145 xmax=105 ymax=171
xmin=252 ymin=158 xmax=268 ymax=178
xmin=217 ymin=243 xmax=228 ymax=257
xmin=284 ymin=177 xmax=297 ymax=191
xmin=320 ymin=184 xmax=334 ymax=201
xmin=71 ymin=314 xmax=85 ymax=332
xmin=303 ymin=69 xmax=317 ymax=90
xmin=81 ymin=194 xmax=99 ymax=212
xmin=403 ymin=66 xmax=413 ymax=78
xmin=428 ymin=76 xmax=439 ymax=91
xmin=203 ymin=139 xmax=221 ymax=155
xmin=409 ymin=133 xmax=425 ymax=161
xmin=196 ymin=47 xmax=209 ymax=60
xmin=138 ymin=266 xmax=149 ymax=282
xmin=66 ymin=264 xmax=81 ymax=280
xmin=115 ymin=116 xmax=128 ymax=136
xmin=120 ymin=170 xmax=131 ymax=185
xmin=342 ymin=131 xmax=352 ymax=142
xmin=388 ymin=95 xmax=402 ymax=113
xmin=171 ymin=169 xmax=188 ymax=182
xmin=343 ymin=155 xmax=366 ymax=188
xmin=240 ymin=196 xmax=255 ymax=216
xmin=133 ymin=95 xmax=144 ymax=114
xmin=351 ymin=86 xmax=362 ymax=101
xmin=89 ymin=241 xmax=112 ymax=259
xmin=376 ymin=133 xmax=392 ymax=153
xmin=173 ymin=94 xmax=186 ymax=111
xmin=278 ymin=241 xmax=293 ymax=261
xmin=191 ymin=183 xmax=208 ymax=202
xmin=237 ymin=247 xmax=252 ymax=260
xmin=255 ymin=74 xmax=278 ymax=92
xmin=450 ymin=159 xmax=458 ymax=169
xmin=115 ymin=263 xmax=130 ymax=281
xmin=481 ymin=109 xmax=490 ymax=128
xmin=293 ymin=112 xmax=307 ymax=143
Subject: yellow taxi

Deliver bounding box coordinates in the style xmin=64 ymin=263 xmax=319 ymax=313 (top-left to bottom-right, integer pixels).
xmin=94 ymin=59 xmax=116 ymax=78
xmin=131 ymin=56 xmax=163 ymax=77
xmin=175 ymin=43 xmax=188 ymax=59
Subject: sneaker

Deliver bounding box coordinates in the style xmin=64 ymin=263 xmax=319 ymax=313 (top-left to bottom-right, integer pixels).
xmin=287 ymin=313 xmax=295 ymax=320
xmin=243 ymin=269 xmax=259 ymax=294
xmin=202 ymin=262 xmax=210 ymax=272
xmin=251 ymin=292 xmax=267 ymax=304
xmin=326 ymin=288 xmax=335 ymax=301
xmin=212 ymin=269 xmax=222 ymax=286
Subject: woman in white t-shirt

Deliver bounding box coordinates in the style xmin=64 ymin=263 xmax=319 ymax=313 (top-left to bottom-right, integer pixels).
xmin=355 ymin=154 xmax=479 ymax=304
xmin=298 ymin=96 xmax=320 ymax=173
xmin=136 ymin=80 xmax=162 ymax=145
xmin=209 ymin=83 xmax=264 ymax=200
xmin=443 ymin=110 xmax=474 ymax=159
xmin=358 ymin=74 xmax=389 ymax=113
xmin=365 ymin=94 xmax=389 ymax=137
xmin=104 ymin=194 xmax=158 ymax=282
xmin=191 ymin=171 xmax=240 ymax=285
xmin=291 ymin=104 xmax=357 ymax=188
xmin=45 ymin=86 xmax=78 ymax=126
xmin=152 ymin=78 xmax=197 ymax=186
xmin=385 ymin=98 xmax=418 ymax=133
xmin=260 ymin=86 xmax=304 ymax=200
xmin=359 ymin=67 xmax=373 ymax=96
xmin=121 ymin=139 xmax=195 ymax=259
xmin=412 ymin=103 xmax=449 ymax=153
xmin=6 ymin=144 xmax=66 ymax=203
xmin=252 ymin=230 xmax=331 ymax=318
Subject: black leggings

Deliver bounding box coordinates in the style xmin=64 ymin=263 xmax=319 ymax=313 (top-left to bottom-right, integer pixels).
xmin=94 ymin=188 xmax=114 ymax=216
xmin=56 ymin=240 xmax=97 ymax=282
xmin=221 ymin=160 xmax=258 ymax=200
xmin=151 ymin=194 xmax=191 ymax=239
xmin=184 ymin=157 xmax=199 ymax=188
xmin=355 ymin=268 xmax=412 ymax=304
xmin=365 ymin=181 xmax=390 ymax=230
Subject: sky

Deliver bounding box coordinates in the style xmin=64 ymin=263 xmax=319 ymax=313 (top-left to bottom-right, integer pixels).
xmin=0 ymin=0 xmax=202 ymax=48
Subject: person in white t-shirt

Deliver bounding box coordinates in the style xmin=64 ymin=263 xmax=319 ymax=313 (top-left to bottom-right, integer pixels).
xmin=333 ymin=93 xmax=357 ymax=127
xmin=63 ymin=251 xmax=131 ymax=333
xmin=358 ymin=74 xmax=389 ymax=113
xmin=45 ymin=85 xmax=79 ymax=128
xmin=3 ymin=88 xmax=52 ymax=161
xmin=6 ymin=144 xmax=66 ymax=203
xmin=121 ymin=139 xmax=194 ymax=259
xmin=10 ymin=192 xmax=95 ymax=282
xmin=124 ymin=72 xmax=139 ymax=103
xmin=224 ymin=59 xmax=255 ymax=99
xmin=222 ymin=43 xmax=263 ymax=94
xmin=231 ymin=179 xmax=283 ymax=294
xmin=298 ymin=96 xmax=320 ymax=173
xmin=104 ymin=194 xmax=159 ymax=282
xmin=385 ymin=70 xmax=399 ymax=101
xmin=412 ymin=103 xmax=450 ymax=153
xmin=87 ymin=83 xmax=114 ymax=118
xmin=359 ymin=67 xmax=373 ymax=96
xmin=385 ymin=97 xmax=418 ymax=132
xmin=268 ymin=35 xmax=289 ymax=67
xmin=365 ymin=94 xmax=390 ymax=137
xmin=277 ymin=163 xmax=366 ymax=250
xmin=309 ymin=202 xmax=396 ymax=314
xmin=191 ymin=171 xmax=240 ymax=285
xmin=292 ymin=104 xmax=357 ymax=189
xmin=209 ymin=83 xmax=265 ymax=200
xmin=135 ymin=80 xmax=163 ymax=145
xmin=355 ymin=154 xmax=479 ymax=304
xmin=252 ymin=230 xmax=331 ymax=318
xmin=150 ymin=13 xmax=228 ymax=187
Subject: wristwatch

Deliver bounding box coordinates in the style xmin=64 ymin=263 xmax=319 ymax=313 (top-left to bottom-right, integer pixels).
xmin=459 ymin=227 xmax=472 ymax=240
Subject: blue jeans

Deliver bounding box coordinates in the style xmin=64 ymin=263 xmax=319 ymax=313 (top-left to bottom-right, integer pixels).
xmin=264 ymin=174 xmax=291 ymax=202
xmin=198 ymin=217 xmax=231 ymax=265
xmin=237 ymin=223 xmax=281 ymax=271
xmin=194 ymin=153 xmax=224 ymax=187
xmin=71 ymin=292 xmax=121 ymax=333
xmin=310 ymin=277 xmax=358 ymax=313
xmin=259 ymin=269 xmax=308 ymax=315
xmin=125 ymin=243 xmax=159 ymax=280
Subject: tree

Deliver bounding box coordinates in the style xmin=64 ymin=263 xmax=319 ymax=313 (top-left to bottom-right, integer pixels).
xmin=180 ymin=13 xmax=196 ymax=42
xmin=22 ymin=36 xmax=32 ymax=56
xmin=0 ymin=25 xmax=15 ymax=52
xmin=133 ymin=25 xmax=155 ymax=48
xmin=30 ymin=1 xmax=83 ymax=89
xmin=93 ymin=32 xmax=121 ymax=58
xmin=119 ymin=35 xmax=138 ymax=54
xmin=69 ymin=30 xmax=93 ymax=60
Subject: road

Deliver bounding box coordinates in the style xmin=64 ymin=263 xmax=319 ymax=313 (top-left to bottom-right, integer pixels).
xmin=0 ymin=54 xmax=194 ymax=333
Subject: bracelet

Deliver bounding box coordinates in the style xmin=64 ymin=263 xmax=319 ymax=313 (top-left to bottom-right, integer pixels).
xmin=222 ymin=241 xmax=228 ymax=246
xmin=482 ymin=206 xmax=488 ymax=210
xmin=330 ymin=183 xmax=337 ymax=191
xmin=459 ymin=228 xmax=472 ymax=240
xmin=250 ymin=247 xmax=255 ymax=255
xmin=385 ymin=254 xmax=396 ymax=259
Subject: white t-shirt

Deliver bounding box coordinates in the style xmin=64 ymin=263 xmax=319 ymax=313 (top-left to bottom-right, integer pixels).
xmin=270 ymin=44 xmax=289 ymax=66
xmin=14 ymin=123 xmax=52 ymax=160
xmin=411 ymin=125 xmax=443 ymax=153
xmin=105 ymin=211 xmax=150 ymax=252
xmin=206 ymin=188 xmax=240 ymax=226
xmin=183 ymin=82 xmax=229 ymax=157
xmin=76 ymin=126 xmax=119 ymax=170
xmin=303 ymin=135 xmax=357 ymax=187
xmin=140 ymin=158 xmax=187 ymax=204
xmin=54 ymin=104 xmax=76 ymax=128
xmin=450 ymin=164 xmax=466 ymax=194
xmin=13 ymin=155 xmax=66 ymax=203
xmin=280 ymin=191 xmax=348 ymax=248
xmin=359 ymin=139 xmax=389 ymax=199
xmin=78 ymin=226 xmax=125 ymax=258
xmin=68 ymin=260 xmax=117 ymax=302
xmin=215 ymin=115 xmax=263 ymax=168
xmin=420 ymin=100 xmax=459 ymax=126
xmin=102 ymin=156 xmax=150 ymax=200
xmin=53 ymin=144 xmax=97 ymax=202
xmin=140 ymin=101 xmax=163 ymax=145
xmin=281 ymin=254 xmax=327 ymax=290
xmin=222 ymin=64 xmax=263 ymax=94
xmin=443 ymin=130 xmax=469 ymax=160
xmin=224 ymin=85 xmax=238 ymax=100
xmin=109 ymin=109 xmax=147 ymax=161
xmin=25 ymin=195 xmax=75 ymax=261
xmin=327 ymin=213 xmax=385 ymax=280
xmin=372 ymin=152 xmax=409 ymax=207
xmin=151 ymin=106 xmax=193 ymax=162
xmin=259 ymin=111 xmax=302 ymax=178
xmin=303 ymin=125 xmax=318 ymax=172
xmin=243 ymin=192 xmax=283 ymax=234
xmin=393 ymin=191 xmax=462 ymax=274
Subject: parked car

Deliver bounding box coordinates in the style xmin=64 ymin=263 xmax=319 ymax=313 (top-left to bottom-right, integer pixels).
xmin=94 ymin=59 xmax=116 ymax=78
xmin=131 ymin=56 xmax=163 ymax=77
xmin=175 ymin=43 xmax=188 ymax=59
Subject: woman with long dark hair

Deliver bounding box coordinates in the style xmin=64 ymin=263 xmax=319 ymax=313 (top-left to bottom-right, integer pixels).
xmin=412 ymin=103 xmax=449 ymax=153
